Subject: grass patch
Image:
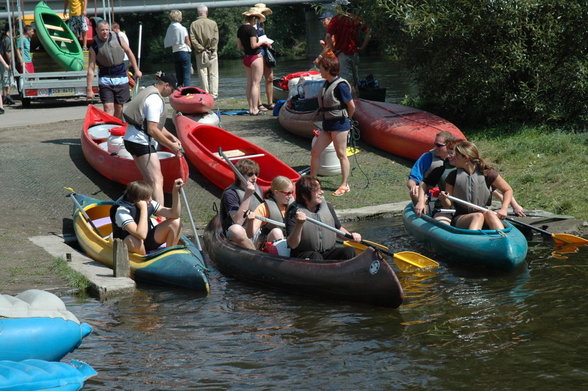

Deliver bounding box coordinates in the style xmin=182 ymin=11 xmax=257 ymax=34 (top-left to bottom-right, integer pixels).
xmin=52 ymin=257 xmax=91 ymax=292
xmin=466 ymin=125 xmax=588 ymax=220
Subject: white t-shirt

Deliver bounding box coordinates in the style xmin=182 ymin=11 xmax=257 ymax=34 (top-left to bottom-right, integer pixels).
xmin=115 ymin=200 xmax=161 ymax=230
xmin=123 ymin=94 xmax=164 ymax=145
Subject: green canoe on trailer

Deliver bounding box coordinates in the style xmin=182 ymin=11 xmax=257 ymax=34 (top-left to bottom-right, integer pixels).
xmin=34 ymin=1 xmax=84 ymax=71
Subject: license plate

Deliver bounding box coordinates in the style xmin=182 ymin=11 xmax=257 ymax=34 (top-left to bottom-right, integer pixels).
xmin=48 ymin=87 xmax=78 ymax=96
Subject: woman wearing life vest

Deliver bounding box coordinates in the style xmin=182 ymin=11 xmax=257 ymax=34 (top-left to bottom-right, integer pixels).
xmin=416 ymin=140 xmax=525 ymax=224
xmin=437 ymin=141 xmax=515 ymax=230
xmin=245 ymin=175 xmax=293 ymax=256
xmin=110 ymin=179 xmax=183 ymax=255
xmin=285 ymin=176 xmax=360 ymax=260
xmin=312 ymin=53 xmax=355 ymax=197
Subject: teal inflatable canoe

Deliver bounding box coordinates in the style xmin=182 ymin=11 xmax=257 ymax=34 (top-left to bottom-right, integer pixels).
xmin=34 ymin=1 xmax=84 ymax=71
xmin=403 ymin=203 xmax=528 ymax=271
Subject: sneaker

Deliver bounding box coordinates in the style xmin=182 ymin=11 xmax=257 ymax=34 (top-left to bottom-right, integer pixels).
xmin=0 ymin=107 xmax=4 ymax=115
xmin=4 ymin=96 xmax=15 ymax=105
xmin=333 ymin=184 xmax=350 ymax=197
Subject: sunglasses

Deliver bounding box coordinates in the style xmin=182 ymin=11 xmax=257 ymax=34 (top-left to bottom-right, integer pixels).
xmin=434 ymin=143 xmax=446 ymax=147
xmin=246 ymin=172 xmax=258 ymax=177
xmin=279 ymin=190 xmax=294 ymax=196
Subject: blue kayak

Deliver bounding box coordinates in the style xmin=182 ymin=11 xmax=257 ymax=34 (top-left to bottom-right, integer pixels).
xmin=402 ymin=203 xmax=528 ymax=271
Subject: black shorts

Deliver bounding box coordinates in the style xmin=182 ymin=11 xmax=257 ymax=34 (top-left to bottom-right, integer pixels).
xmin=124 ymin=140 xmax=156 ymax=157
xmin=144 ymin=228 xmax=163 ymax=252
xmin=99 ymin=83 xmax=131 ymax=105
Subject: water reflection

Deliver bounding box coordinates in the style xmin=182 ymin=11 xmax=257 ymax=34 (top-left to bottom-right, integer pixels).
xmin=62 ymin=215 xmax=588 ymax=390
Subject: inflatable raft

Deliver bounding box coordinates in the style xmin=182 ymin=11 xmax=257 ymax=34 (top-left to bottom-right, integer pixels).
xmin=0 ymin=290 xmax=93 ymax=362
xmin=0 ymin=359 xmax=96 ymax=391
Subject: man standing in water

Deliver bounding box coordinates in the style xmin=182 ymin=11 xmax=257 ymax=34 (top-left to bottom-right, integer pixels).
xmin=86 ymin=20 xmax=142 ymax=119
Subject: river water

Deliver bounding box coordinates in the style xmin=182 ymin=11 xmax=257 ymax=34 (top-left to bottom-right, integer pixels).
xmin=143 ymin=56 xmax=416 ymax=103
xmin=62 ymin=214 xmax=588 ymax=390
xmin=60 ymin=58 xmax=587 ymax=389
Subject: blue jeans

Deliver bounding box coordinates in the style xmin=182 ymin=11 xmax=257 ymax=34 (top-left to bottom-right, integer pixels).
xmin=173 ymin=51 xmax=191 ymax=87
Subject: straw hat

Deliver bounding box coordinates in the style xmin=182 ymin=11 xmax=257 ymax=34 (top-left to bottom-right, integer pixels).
xmin=243 ymin=7 xmax=266 ymax=22
xmin=254 ymin=3 xmax=273 ymax=15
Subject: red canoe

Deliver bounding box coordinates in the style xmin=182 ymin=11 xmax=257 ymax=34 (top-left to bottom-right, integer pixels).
xmin=169 ymin=86 xmax=214 ymax=114
xmin=81 ymin=104 xmax=188 ymax=192
xmin=353 ymin=99 xmax=466 ymax=160
xmin=175 ymin=114 xmax=301 ymax=192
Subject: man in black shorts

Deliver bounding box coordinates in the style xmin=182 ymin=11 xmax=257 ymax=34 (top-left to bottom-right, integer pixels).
xmin=86 ymin=20 xmax=142 ymax=119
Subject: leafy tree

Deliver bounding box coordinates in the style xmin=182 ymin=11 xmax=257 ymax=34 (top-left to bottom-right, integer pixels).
xmin=371 ymin=0 xmax=588 ymax=126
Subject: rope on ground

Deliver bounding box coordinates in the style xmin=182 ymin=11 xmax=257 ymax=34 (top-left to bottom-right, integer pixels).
xmin=348 ymin=119 xmax=370 ymax=189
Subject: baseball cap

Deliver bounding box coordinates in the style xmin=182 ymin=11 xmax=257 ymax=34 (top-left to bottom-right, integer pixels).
xmin=319 ymin=11 xmax=335 ymax=19
xmin=155 ymin=71 xmax=179 ymax=90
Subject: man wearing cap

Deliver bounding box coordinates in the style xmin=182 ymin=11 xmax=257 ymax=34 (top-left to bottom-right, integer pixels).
xmin=189 ymin=4 xmax=219 ymax=98
xmin=323 ymin=3 xmax=370 ymax=94
xmin=122 ymin=72 xmax=183 ymax=204
xmin=86 ymin=20 xmax=142 ymax=119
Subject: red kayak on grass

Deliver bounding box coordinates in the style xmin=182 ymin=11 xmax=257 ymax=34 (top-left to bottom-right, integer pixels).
xmin=353 ymin=99 xmax=466 ymax=160
xmin=174 ymin=114 xmax=301 ymax=192
xmin=169 ymin=86 xmax=215 ymax=114
xmin=80 ymin=104 xmax=188 ymax=192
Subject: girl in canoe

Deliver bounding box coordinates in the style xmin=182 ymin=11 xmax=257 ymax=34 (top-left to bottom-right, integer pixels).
xmin=110 ymin=179 xmax=184 ymax=255
xmin=285 ymin=176 xmax=361 ymax=260
xmin=245 ymin=175 xmax=294 ymax=256
xmin=438 ymin=141 xmax=514 ymax=230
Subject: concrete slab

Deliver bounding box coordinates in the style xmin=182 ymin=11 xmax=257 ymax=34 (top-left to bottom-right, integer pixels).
xmin=29 ymin=235 xmax=135 ymax=300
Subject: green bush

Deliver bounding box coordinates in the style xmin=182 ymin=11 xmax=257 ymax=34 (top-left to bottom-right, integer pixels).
xmin=372 ymin=0 xmax=588 ymax=127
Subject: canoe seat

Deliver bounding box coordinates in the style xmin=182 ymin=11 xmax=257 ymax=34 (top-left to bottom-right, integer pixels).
xmin=213 ymin=149 xmax=266 ymax=161
xmin=45 ymin=24 xmax=65 ymax=32
xmin=52 ymin=36 xmax=73 ymax=43
xmin=215 ymin=149 xmax=246 ymax=158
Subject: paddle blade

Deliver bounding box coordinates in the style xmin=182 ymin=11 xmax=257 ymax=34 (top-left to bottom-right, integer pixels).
xmin=361 ymin=239 xmax=389 ymax=251
xmin=393 ymin=251 xmax=439 ymax=270
xmin=552 ymin=233 xmax=588 ymax=245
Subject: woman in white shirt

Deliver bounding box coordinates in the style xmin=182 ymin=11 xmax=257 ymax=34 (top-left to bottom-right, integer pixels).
xmin=164 ymin=10 xmax=192 ymax=87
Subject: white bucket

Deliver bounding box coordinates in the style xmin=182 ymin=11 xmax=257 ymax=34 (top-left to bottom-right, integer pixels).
xmin=186 ymin=112 xmax=220 ymax=127
xmin=107 ymin=136 xmax=125 ymax=154
xmin=311 ymin=133 xmax=341 ymax=176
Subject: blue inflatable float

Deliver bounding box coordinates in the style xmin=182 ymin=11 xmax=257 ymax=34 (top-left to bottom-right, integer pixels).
xmin=0 ymin=359 xmax=96 ymax=391
xmin=0 ymin=290 xmax=93 ymax=361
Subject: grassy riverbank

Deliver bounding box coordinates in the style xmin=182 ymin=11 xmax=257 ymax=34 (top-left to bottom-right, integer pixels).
xmin=466 ymin=124 xmax=588 ymax=221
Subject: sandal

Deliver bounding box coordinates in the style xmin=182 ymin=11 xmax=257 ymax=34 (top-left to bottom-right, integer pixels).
xmin=266 ymin=103 xmax=275 ymax=109
xmin=332 ymin=184 xmax=350 ymax=197
xmin=248 ymin=110 xmax=263 ymax=116
xmin=258 ymin=105 xmax=269 ymax=112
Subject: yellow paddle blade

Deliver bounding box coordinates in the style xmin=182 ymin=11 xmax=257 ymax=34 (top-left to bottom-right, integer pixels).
xmin=343 ymin=240 xmax=368 ymax=253
xmin=346 ymin=146 xmax=360 ymax=156
xmin=552 ymin=233 xmax=588 ymax=245
xmin=393 ymin=251 xmax=439 ymax=269
xmin=361 ymin=239 xmax=389 ymax=251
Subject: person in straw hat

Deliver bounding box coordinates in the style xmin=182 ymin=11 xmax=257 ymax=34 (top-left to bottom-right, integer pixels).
xmin=237 ymin=7 xmax=271 ymax=115
xmin=253 ymin=3 xmax=275 ymax=111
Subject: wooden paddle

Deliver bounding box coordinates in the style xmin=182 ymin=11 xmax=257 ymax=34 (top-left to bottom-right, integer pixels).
xmin=447 ymin=195 xmax=588 ymax=244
